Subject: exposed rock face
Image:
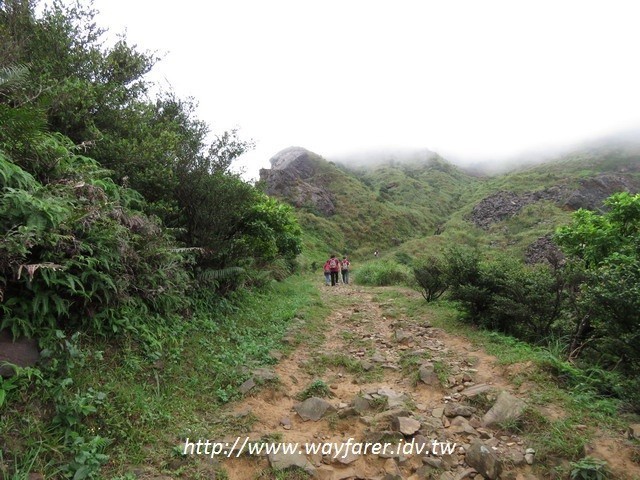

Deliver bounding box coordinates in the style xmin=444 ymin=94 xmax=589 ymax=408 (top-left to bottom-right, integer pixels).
xmin=524 ymin=235 xmax=565 ymax=266
xmin=470 ymin=187 xmax=567 ymax=229
xmin=564 ymin=174 xmax=639 ymax=211
xmin=470 ymin=174 xmax=639 ymax=229
xmin=259 ymin=146 xmax=336 ymax=216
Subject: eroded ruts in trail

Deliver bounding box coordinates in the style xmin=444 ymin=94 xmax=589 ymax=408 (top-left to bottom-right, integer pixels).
xmin=211 ymin=285 xmax=633 ymax=480
xmin=211 ymin=285 xmax=535 ymax=480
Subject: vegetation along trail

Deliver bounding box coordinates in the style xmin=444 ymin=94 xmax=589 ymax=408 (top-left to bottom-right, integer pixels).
xmin=186 ymin=282 xmax=640 ymax=480
xmin=2 ymin=3 xmax=640 ymax=478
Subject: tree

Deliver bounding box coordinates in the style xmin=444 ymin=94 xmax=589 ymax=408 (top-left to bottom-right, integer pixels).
xmin=555 ymin=192 xmax=640 ymax=372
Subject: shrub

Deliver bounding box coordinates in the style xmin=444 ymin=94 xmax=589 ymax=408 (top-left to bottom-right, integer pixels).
xmin=0 ymin=147 xmax=190 ymax=338
xmin=413 ymin=256 xmax=448 ymax=302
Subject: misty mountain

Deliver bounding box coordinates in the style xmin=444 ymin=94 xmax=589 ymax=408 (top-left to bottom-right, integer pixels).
xmin=259 ymin=144 xmax=640 ymax=264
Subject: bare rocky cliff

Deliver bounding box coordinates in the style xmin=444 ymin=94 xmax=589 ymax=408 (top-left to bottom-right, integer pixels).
xmin=470 ymin=173 xmax=640 ymax=229
xmin=259 ymin=146 xmax=336 ymax=216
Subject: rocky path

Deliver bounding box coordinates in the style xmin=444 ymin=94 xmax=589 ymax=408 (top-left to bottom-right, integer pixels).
xmin=210 ymin=284 xmax=639 ymax=480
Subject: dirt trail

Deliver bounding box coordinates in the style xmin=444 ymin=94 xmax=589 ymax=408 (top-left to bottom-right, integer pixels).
xmin=209 ymin=284 xmax=640 ymax=480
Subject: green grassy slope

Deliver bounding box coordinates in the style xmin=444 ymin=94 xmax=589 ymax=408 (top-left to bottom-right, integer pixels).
xmin=289 ymin=154 xmax=481 ymax=269
xmin=286 ymin=145 xmax=640 ymax=266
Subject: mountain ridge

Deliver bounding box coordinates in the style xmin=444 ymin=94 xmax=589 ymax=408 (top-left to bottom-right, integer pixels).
xmin=259 ymin=144 xmax=640 ymax=264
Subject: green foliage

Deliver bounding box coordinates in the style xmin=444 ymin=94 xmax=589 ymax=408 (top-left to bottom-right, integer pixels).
xmin=556 ymin=192 xmax=640 ymax=380
xmin=0 ymin=146 xmax=190 ymax=337
xmin=1 ymin=2 xmax=301 ymax=288
xmin=413 ymin=256 xmax=449 ymax=302
xmin=297 ymin=379 xmax=332 ymax=400
xmin=355 ymin=260 xmax=412 ymax=286
xmin=570 ymin=456 xmax=611 ymax=480
xmin=445 ymin=247 xmax=566 ymax=343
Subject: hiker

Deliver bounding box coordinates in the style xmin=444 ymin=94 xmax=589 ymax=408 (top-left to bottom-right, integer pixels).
xmin=374 ymin=250 xmax=379 ymax=258
xmin=341 ymin=256 xmax=351 ymax=284
xmin=327 ymin=254 xmax=340 ymax=286
xmin=323 ymin=258 xmax=331 ymax=286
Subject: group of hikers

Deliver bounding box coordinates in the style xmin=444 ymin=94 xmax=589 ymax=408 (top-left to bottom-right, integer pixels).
xmin=323 ymin=255 xmax=350 ymax=286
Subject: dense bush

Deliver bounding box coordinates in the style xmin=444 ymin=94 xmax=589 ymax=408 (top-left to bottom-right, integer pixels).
xmin=556 ymin=192 xmax=640 ymax=376
xmin=413 ymin=256 xmax=448 ymax=302
xmin=0 ymin=1 xmax=302 ymax=285
xmin=445 ymin=248 xmax=566 ymax=343
xmin=414 ymin=195 xmax=640 ymax=410
xmin=0 ymin=130 xmax=190 ymax=338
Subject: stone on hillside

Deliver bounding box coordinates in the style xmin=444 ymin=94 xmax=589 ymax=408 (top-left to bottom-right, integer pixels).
xmin=482 ymin=391 xmax=526 ymax=428
xmin=505 ymin=450 xmax=526 ymax=466
xmin=332 ymin=449 xmax=360 ymax=465
xmin=252 ymin=367 xmax=278 ymax=382
xmin=460 ymin=383 xmax=495 ymax=397
xmin=280 ymin=417 xmax=291 ymax=429
xmin=373 ymin=409 xmax=412 ymax=429
xmin=423 ymin=457 xmax=442 ymax=469
xmin=268 ymin=450 xmax=316 ymax=475
xmin=383 ymin=458 xmax=402 ymax=478
xmin=450 ymin=416 xmax=470 ymax=427
xmin=392 ymin=416 xmax=421 ymax=436
xmin=378 ymin=387 xmax=409 ymax=408
xmin=465 ymin=440 xmax=502 ymax=480
xmin=295 ymin=397 xmax=336 ymax=421
xmin=0 ymin=330 xmax=39 ymax=377
xmin=455 ymin=468 xmax=478 ymax=480
xmin=419 ymin=364 xmax=439 ymax=386
xmin=628 ymin=424 xmax=640 ymax=439
xmin=269 ymin=350 xmax=284 ymax=361
xmin=432 ymin=407 xmax=444 ymax=418
xmin=371 ymin=352 xmax=387 ymax=363
xmin=351 ymin=395 xmax=371 ymax=413
xmin=238 ymin=378 xmax=256 ymax=394
xmin=444 ymin=404 xmax=475 ymax=418
xmin=395 ymin=329 xmax=411 ymax=344
xmin=419 ymin=417 xmax=443 ymax=435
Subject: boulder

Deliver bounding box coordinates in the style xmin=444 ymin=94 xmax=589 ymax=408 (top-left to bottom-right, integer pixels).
xmin=482 ymin=391 xmax=526 ymax=428
xmin=419 ymin=364 xmax=439 ymax=386
xmin=391 ymin=416 xmax=421 ymax=436
xmin=294 ymin=397 xmax=336 ymax=421
xmin=465 ymin=440 xmax=502 ymax=480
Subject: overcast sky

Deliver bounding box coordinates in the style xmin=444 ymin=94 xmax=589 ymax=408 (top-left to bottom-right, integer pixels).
xmin=90 ymin=0 xmax=640 ymax=179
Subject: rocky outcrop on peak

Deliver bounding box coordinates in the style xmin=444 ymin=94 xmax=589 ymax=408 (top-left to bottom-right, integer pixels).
xmin=259 ymin=146 xmax=336 ymax=216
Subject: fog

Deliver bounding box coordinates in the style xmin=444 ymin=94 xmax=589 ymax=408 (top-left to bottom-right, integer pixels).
xmin=80 ymin=0 xmax=640 ymax=181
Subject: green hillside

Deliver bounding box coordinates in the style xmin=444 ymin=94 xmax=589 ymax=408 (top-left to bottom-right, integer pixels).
xmin=261 ymin=145 xmax=640 ymax=265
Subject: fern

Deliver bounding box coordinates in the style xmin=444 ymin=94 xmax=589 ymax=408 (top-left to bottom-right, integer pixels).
xmin=198 ymin=267 xmax=245 ymax=283
xmin=0 ymin=64 xmax=29 ymax=92
xmin=0 ymin=154 xmax=38 ymax=190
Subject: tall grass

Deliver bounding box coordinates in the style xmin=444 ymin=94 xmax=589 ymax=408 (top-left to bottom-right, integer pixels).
xmin=354 ymin=260 xmax=412 ymax=286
